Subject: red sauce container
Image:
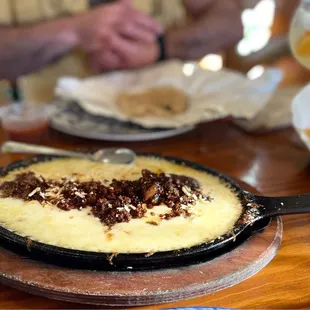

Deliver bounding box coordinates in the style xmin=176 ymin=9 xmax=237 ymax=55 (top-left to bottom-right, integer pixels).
xmin=1 ymin=104 xmax=49 ymax=143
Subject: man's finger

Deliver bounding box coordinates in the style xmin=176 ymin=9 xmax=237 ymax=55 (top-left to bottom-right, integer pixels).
xmin=119 ymin=0 xmax=132 ymax=7
xmin=119 ymin=21 xmax=156 ymax=43
xmin=88 ymin=50 xmax=123 ymax=71
xmin=129 ymin=9 xmax=163 ymax=35
xmin=109 ymin=34 xmax=138 ymax=59
xmin=101 ymin=51 xmax=122 ymax=67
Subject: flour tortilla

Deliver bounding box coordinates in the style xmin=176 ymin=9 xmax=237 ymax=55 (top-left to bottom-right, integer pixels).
xmin=117 ymin=86 xmax=188 ymax=118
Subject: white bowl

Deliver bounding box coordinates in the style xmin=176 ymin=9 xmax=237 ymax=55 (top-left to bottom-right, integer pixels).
xmin=292 ymin=83 xmax=310 ymax=151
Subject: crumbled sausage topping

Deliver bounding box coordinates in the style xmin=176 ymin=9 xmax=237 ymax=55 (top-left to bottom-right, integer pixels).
xmin=0 ymin=170 xmax=212 ymax=227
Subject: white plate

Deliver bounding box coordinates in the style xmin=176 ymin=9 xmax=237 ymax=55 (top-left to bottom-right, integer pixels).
xmin=49 ymin=101 xmax=194 ymax=142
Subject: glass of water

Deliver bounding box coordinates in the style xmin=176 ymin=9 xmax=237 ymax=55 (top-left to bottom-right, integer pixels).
xmin=289 ymin=0 xmax=310 ymax=69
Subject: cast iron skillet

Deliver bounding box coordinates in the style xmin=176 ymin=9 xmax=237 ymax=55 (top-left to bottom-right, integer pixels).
xmin=0 ymin=154 xmax=309 ymax=271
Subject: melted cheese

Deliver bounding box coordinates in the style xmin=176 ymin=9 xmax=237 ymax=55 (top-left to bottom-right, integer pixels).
xmin=0 ymin=157 xmax=242 ymax=253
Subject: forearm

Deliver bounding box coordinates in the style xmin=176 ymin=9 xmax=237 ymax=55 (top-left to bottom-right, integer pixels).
xmin=0 ymin=17 xmax=79 ymax=80
xmin=165 ymin=0 xmax=243 ymax=60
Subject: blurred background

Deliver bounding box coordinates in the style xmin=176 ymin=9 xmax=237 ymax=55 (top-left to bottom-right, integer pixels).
xmin=201 ymin=0 xmax=310 ymax=87
xmin=1 ymin=0 xmax=309 ymax=106
xmin=1 ymin=0 xmax=309 ymax=105
xmin=226 ymin=0 xmax=310 ymax=87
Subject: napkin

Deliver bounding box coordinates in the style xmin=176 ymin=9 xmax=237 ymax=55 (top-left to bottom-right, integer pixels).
xmin=56 ymin=60 xmax=282 ymax=129
xmin=234 ymin=86 xmax=302 ymax=133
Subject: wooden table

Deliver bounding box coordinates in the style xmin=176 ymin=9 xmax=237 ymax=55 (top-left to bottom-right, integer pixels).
xmin=0 ymin=122 xmax=310 ymax=309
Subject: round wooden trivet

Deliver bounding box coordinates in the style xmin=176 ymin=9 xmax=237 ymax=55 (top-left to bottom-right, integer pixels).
xmin=0 ymin=180 xmax=283 ymax=307
xmin=0 ymin=217 xmax=282 ymax=307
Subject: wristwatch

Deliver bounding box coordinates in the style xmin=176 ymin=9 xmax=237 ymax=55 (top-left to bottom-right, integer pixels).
xmin=89 ymin=0 xmax=114 ymax=7
xmin=157 ymin=34 xmax=166 ymax=62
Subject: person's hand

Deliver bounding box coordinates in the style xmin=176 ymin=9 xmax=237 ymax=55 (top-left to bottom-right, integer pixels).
xmin=75 ymin=0 xmax=162 ymax=55
xmin=162 ymin=0 xmax=243 ymax=60
xmin=89 ymin=40 xmax=160 ymax=71
xmin=87 ymin=0 xmax=242 ymax=71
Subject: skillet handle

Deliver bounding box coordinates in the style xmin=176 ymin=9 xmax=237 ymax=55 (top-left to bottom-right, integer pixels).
xmin=254 ymin=194 xmax=310 ymax=217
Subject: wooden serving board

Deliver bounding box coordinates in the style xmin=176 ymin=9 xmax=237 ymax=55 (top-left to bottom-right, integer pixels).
xmin=0 ymin=181 xmax=283 ymax=307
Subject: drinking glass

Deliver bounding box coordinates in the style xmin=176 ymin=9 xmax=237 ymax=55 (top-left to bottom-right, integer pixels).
xmin=289 ymin=0 xmax=310 ymax=68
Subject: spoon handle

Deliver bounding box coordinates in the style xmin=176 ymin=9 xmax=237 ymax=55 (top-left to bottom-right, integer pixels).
xmin=1 ymin=141 xmax=88 ymax=159
xmin=254 ymin=194 xmax=310 ymax=218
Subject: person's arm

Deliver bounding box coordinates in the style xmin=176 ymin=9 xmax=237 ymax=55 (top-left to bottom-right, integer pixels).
xmin=0 ymin=0 xmax=161 ymax=80
xmin=0 ymin=18 xmax=78 ymax=80
xmin=165 ymin=0 xmax=243 ymax=60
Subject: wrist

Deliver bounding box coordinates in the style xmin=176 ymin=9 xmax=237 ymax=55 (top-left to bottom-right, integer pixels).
xmin=145 ymin=39 xmax=160 ymax=65
xmin=61 ymin=21 xmax=80 ymax=47
xmin=164 ymin=30 xmax=178 ymax=59
xmin=27 ymin=16 xmax=80 ymax=48
xmin=67 ymin=15 xmax=85 ymax=46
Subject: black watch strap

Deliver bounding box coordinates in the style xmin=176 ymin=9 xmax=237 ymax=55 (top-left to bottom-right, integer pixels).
xmin=89 ymin=0 xmax=114 ymax=7
xmin=157 ymin=34 xmax=166 ymax=62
